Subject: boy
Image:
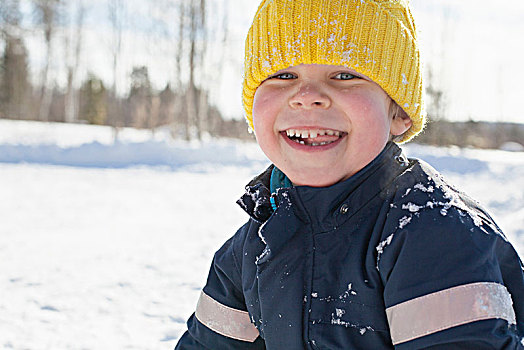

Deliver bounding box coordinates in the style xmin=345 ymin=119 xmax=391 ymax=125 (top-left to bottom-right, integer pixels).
xmin=176 ymin=0 xmax=524 ymax=348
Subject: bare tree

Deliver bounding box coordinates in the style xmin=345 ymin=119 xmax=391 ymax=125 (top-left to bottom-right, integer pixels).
xmin=63 ymin=0 xmax=84 ymax=123
xmin=216 ymin=0 xmax=229 ymax=94
xmin=108 ymin=0 xmax=124 ymax=138
xmin=108 ymin=0 xmax=123 ymax=98
xmin=185 ymin=1 xmax=198 ymax=140
xmin=33 ymin=0 xmax=60 ymax=122
xmin=196 ymin=0 xmax=208 ymax=137
xmin=184 ymin=0 xmax=212 ymax=140
xmin=174 ymin=0 xmax=185 ymax=91
xmin=172 ymin=0 xmax=187 ymax=139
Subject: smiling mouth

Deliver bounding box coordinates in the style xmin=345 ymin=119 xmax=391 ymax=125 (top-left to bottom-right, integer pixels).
xmin=283 ymin=129 xmax=347 ymax=146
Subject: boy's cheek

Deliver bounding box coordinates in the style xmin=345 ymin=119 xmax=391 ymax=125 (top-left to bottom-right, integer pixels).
xmin=252 ymin=120 xmax=276 ymax=156
xmin=253 ymin=106 xmax=281 ymax=139
xmin=253 ymin=98 xmax=271 ymax=125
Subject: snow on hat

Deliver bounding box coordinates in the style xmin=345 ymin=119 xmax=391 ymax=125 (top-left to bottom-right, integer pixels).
xmin=242 ymin=0 xmax=426 ymax=143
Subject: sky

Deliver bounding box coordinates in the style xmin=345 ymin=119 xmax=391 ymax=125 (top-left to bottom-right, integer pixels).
xmin=21 ymin=0 xmax=524 ymax=124
xmin=409 ymin=0 xmax=524 ymax=122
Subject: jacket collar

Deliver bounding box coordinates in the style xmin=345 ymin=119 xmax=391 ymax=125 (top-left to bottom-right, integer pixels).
xmin=237 ymin=142 xmax=409 ymax=230
xmin=237 ymin=165 xmax=275 ymax=223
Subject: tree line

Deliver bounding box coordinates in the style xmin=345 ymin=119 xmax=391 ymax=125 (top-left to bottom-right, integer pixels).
xmin=0 ymin=0 xmax=252 ymax=140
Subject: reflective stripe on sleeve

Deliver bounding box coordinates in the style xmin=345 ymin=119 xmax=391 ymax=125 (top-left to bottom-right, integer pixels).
xmin=386 ymin=282 xmax=516 ymax=345
xmin=194 ymin=291 xmax=259 ymax=342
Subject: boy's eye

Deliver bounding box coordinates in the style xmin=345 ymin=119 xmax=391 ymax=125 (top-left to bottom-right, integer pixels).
xmin=334 ymin=72 xmax=357 ymax=80
xmin=270 ymin=72 xmax=296 ymax=80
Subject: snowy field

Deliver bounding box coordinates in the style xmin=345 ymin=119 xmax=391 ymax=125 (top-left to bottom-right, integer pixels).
xmin=0 ymin=120 xmax=523 ymax=349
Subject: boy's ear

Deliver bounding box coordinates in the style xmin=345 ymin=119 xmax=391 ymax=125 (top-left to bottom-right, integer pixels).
xmin=390 ymin=108 xmax=412 ymax=137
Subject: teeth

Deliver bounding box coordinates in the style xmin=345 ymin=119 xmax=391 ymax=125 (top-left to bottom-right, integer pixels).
xmin=285 ymin=129 xmax=342 ymax=139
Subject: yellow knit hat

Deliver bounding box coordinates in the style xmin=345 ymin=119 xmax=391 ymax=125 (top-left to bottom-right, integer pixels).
xmin=242 ymin=0 xmax=425 ymax=143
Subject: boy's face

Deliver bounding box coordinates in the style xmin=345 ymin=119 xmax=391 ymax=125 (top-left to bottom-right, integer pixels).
xmin=252 ymin=64 xmax=412 ymax=187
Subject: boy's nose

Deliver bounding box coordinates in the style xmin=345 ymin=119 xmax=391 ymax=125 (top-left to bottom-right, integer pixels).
xmin=289 ymin=83 xmax=331 ymax=109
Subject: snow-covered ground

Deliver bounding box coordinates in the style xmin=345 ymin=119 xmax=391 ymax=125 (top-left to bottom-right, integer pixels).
xmin=0 ymin=120 xmax=523 ymax=349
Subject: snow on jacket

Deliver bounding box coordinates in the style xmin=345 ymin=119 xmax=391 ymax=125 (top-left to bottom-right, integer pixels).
xmin=175 ymin=142 xmax=524 ymax=349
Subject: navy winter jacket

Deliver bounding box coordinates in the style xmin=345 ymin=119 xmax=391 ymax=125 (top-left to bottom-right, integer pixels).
xmin=176 ymin=142 xmax=524 ymax=349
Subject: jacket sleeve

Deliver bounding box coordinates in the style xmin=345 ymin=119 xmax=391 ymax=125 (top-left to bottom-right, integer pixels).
xmin=175 ymin=224 xmax=266 ymax=350
xmin=377 ymin=202 xmax=524 ymax=349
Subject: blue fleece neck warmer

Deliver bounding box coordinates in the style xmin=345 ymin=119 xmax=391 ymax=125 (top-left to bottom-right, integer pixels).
xmin=269 ymin=166 xmax=293 ymax=211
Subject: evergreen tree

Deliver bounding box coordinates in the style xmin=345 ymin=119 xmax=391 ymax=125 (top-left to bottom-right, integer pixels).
xmin=127 ymin=66 xmax=152 ymax=128
xmin=0 ymin=0 xmax=32 ymax=120
xmin=0 ymin=37 xmax=31 ymax=119
xmin=79 ymin=74 xmax=107 ymax=125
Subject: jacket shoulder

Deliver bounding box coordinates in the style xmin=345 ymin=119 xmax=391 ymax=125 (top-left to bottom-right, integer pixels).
xmin=378 ymin=157 xmax=521 ymax=294
xmin=375 ymin=159 xmax=524 ymax=348
xmin=387 ymin=158 xmax=502 ymax=236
